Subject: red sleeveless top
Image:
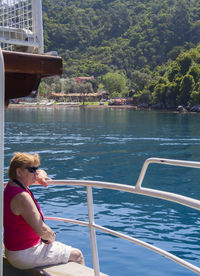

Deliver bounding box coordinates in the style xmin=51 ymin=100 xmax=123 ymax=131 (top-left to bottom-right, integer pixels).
xmin=4 ymin=183 xmax=41 ymax=251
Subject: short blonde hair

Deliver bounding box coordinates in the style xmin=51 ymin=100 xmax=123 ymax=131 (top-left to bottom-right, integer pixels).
xmin=8 ymin=152 xmax=40 ymax=180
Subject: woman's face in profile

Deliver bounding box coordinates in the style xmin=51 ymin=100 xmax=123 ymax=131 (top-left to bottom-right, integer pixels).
xmin=16 ymin=163 xmax=38 ymax=186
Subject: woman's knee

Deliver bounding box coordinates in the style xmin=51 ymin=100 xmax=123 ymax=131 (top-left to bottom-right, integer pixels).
xmin=69 ymin=248 xmax=85 ymax=265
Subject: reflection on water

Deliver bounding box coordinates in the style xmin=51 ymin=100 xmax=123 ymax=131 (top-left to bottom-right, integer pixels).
xmin=5 ymin=108 xmax=200 ymax=276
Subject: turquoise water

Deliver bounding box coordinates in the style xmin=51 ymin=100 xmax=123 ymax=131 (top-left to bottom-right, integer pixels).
xmin=4 ymin=108 xmax=200 ymax=275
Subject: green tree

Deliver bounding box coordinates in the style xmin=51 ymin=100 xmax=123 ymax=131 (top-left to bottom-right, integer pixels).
xmin=189 ymin=65 xmax=200 ymax=82
xmin=167 ymin=63 xmax=180 ymax=82
xmin=177 ymin=74 xmax=195 ymax=105
xmin=78 ymin=83 xmax=93 ymax=105
xmin=170 ymin=0 xmax=191 ymax=46
xmin=38 ymin=82 xmax=47 ymax=97
xmin=165 ymin=82 xmax=179 ymax=107
xmin=177 ymin=54 xmax=192 ymax=75
xmin=134 ymin=90 xmax=152 ymax=105
xmin=101 ymin=72 xmax=129 ymax=98
xmin=190 ymin=90 xmax=200 ymax=106
xmin=152 ymin=82 xmax=167 ymax=105
xmin=130 ymin=70 xmax=152 ymax=92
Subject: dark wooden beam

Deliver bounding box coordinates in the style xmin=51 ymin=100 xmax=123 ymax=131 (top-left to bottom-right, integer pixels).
xmin=3 ymin=50 xmax=63 ymax=101
xmin=3 ymin=50 xmax=62 ymax=76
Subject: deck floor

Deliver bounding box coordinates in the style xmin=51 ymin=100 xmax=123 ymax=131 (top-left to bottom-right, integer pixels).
xmin=3 ymin=257 xmax=108 ymax=276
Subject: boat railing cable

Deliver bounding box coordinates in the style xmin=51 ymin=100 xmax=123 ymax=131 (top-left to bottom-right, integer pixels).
xmin=39 ymin=158 xmax=200 ymax=275
xmin=135 ymin=157 xmax=200 ymax=189
xmin=0 ymin=46 xmax=5 ymax=276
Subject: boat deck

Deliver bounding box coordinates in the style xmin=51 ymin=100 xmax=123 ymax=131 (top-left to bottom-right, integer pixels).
xmin=3 ymin=257 xmax=108 ymax=276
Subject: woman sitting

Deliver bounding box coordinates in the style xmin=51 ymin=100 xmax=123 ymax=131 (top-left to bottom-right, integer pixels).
xmin=4 ymin=152 xmax=84 ymax=269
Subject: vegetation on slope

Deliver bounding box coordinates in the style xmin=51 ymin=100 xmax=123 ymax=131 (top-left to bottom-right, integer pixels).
xmin=41 ymin=0 xmax=200 ymax=107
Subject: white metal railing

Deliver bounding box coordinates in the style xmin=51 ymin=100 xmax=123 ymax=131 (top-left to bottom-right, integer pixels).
xmin=40 ymin=158 xmax=200 ymax=275
xmin=0 ymin=46 xmax=5 ymax=276
xmin=0 ymin=0 xmax=44 ymax=53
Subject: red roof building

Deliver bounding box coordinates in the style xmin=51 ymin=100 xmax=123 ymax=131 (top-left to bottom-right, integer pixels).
xmin=76 ymin=76 xmax=94 ymax=83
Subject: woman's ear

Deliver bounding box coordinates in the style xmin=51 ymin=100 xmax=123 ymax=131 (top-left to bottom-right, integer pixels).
xmin=16 ymin=167 xmax=22 ymax=178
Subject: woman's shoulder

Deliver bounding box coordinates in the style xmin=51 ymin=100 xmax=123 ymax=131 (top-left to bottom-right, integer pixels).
xmin=10 ymin=188 xmax=32 ymax=216
xmin=5 ymin=182 xmax=23 ymax=191
xmin=4 ymin=182 xmax=27 ymax=199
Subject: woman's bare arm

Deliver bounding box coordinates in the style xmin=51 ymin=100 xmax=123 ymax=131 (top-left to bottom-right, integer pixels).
xmin=10 ymin=192 xmax=56 ymax=243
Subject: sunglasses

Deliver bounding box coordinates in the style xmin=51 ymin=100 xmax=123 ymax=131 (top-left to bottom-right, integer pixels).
xmin=25 ymin=166 xmax=39 ymax=173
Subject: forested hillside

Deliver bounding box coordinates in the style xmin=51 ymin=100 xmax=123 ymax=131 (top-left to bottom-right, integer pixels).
xmin=42 ymin=0 xmax=200 ymax=108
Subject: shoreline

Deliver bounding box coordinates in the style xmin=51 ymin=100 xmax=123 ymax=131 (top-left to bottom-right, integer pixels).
xmin=8 ymin=103 xmax=139 ymax=109
xmin=7 ymin=103 xmax=200 ymax=114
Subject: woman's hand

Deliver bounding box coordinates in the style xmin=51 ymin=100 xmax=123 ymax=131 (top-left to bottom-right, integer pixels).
xmin=36 ymin=169 xmax=51 ymax=187
xmin=42 ymin=231 xmax=56 ymax=244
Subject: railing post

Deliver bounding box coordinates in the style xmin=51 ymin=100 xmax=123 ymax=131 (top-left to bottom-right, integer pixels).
xmin=32 ymin=0 xmax=44 ymax=53
xmin=135 ymin=159 xmax=150 ymax=189
xmin=0 ymin=47 xmax=5 ymax=276
xmin=86 ymin=186 xmax=100 ymax=276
